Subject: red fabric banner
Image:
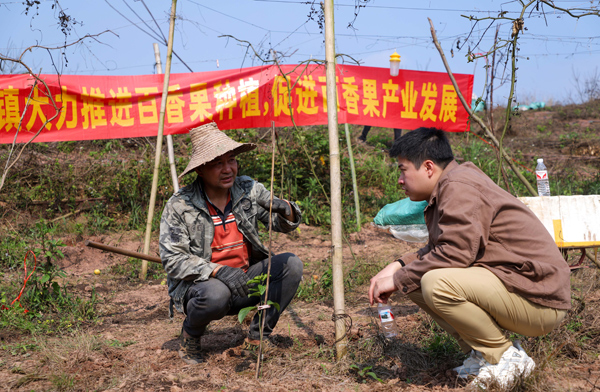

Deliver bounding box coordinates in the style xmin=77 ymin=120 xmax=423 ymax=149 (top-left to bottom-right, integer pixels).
xmin=0 ymin=64 xmax=473 ymax=144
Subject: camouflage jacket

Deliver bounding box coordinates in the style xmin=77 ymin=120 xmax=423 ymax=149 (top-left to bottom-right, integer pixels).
xmin=159 ymin=175 xmax=302 ymax=314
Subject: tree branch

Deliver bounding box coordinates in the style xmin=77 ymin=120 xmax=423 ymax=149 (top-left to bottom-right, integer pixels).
xmin=0 ymin=31 xmax=114 ymax=193
xmin=428 ymin=18 xmax=538 ymax=196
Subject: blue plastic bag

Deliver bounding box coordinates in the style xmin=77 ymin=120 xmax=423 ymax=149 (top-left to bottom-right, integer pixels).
xmin=374 ymin=198 xmax=428 ymax=226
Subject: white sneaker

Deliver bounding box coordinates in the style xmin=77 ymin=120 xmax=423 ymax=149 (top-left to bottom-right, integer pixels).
xmin=472 ymin=345 xmax=535 ymax=388
xmin=453 ymin=350 xmax=484 ymax=379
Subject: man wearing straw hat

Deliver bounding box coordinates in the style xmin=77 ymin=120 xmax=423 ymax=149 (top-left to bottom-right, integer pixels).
xmin=159 ymin=122 xmax=303 ymax=365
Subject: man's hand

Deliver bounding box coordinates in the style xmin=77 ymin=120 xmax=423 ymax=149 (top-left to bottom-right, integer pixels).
xmin=214 ymin=266 xmax=249 ymax=298
xmin=368 ymin=262 xmax=402 ymax=306
xmin=258 ymin=198 xmax=291 ymax=217
xmin=369 ymin=276 xmax=398 ymax=305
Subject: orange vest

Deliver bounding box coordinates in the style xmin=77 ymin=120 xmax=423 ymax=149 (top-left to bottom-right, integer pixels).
xmin=206 ymin=194 xmax=250 ymax=271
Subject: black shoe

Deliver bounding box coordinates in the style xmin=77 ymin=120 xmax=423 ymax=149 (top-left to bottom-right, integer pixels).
xmin=179 ymin=330 xmax=203 ymax=364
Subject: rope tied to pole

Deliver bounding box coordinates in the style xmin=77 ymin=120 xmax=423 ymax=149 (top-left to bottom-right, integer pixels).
xmin=331 ymin=312 xmax=353 ymax=344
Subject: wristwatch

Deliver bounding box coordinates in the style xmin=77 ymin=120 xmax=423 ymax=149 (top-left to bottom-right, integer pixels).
xmin=395 ymin=258 xmax=406 ymax=267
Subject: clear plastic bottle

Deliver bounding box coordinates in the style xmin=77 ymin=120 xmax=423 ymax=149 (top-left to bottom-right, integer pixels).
xmin=377 ymin=303 xmax=399 ymax=338
xmin=536 ymin=158 xmax=551 ymax=197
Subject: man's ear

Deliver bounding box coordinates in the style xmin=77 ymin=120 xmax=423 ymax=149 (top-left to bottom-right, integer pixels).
xmin=423 ymin=160 xmax=436 ymax=178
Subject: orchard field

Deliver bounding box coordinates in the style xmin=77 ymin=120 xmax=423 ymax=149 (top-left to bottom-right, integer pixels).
xmin=1 ymin=101 xmax=600 ymax=391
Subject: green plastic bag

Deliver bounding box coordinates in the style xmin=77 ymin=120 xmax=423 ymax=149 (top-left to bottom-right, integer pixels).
xmin=373 ymin=198 xmax=428 ymax=226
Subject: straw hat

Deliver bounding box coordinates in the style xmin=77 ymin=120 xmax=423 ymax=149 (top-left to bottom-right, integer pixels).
xmin=178 ymin=122 xmax=256 ymax=178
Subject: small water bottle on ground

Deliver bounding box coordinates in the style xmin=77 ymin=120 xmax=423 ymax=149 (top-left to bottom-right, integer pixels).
xmin=536 ymin=158 xmax=551 ymax=197
xmin=377 ymin=303 xmax=399 ymax=338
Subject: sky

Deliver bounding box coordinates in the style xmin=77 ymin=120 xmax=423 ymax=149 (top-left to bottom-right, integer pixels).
xmin=1 ymin=0 xmax=599 ymax=106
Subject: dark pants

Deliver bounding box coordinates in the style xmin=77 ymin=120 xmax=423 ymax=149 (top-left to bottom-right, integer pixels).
xmin=359 ymin=126 xmax=404 ymax=141
xmin=182 ymin=253 xmax=303 ymax=340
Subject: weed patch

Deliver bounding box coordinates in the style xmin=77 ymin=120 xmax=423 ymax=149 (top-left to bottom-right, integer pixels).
xmin=0 ymin=221 xmax=99 ymax=335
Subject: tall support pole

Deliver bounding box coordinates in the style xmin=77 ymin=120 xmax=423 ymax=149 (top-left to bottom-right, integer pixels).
xmin=344 ymin=123 xmax=361 ymax=232
xmin=153 ymin=43 xmax=180 ymax=193
xmin=324 ymin=0 xmax=347 ymax=360
xmin=140 ymin=0 xmax=177 ymax=279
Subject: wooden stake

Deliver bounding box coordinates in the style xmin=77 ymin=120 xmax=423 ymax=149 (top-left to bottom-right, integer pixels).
xmin=255 ymin=121 xmax=277 ymax=379
xmin=344 ymin=123 xmax=361 ymax=232
xmin=85 ymin=240 xmax=162 ymax=264
xmin=153 ymin=43 xmax=180 ymax=193
xmin=141 ymin=0 xmax=177 ymax=279
xmin=324 ymin=0 xmax=348 ymax=360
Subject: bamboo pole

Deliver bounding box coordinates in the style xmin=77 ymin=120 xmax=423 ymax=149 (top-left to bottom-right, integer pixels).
xmin=344 ymin=123 xmax=361 ymax=232
xmin=153 ymin=43 xmax=180 ymax=193
xmin=256 ymin=121 xmax=277 ymax=379
xmin=140 ymin=0 xmax=177 ymax=280
xmin=324 ymin=0 xmax=347 ymax=360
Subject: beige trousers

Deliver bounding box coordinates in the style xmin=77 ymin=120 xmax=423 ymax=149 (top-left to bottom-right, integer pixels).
xmin=407 ymin=267 xmax=567 ymax=364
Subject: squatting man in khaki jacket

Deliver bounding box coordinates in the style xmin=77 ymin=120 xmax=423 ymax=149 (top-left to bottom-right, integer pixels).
xmin=368 ymin=128 xmax=571 ymax=388
xmin=159 ymin=122 xmax=303 ymax=364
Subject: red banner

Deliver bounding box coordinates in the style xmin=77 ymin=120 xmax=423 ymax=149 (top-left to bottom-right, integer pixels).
xmin=0 ymin=64 xmax=473 ymax=144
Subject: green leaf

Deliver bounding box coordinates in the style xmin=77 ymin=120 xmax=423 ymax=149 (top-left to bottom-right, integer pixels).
xmin=40 ymin=275 xmax=50 ymax=284
xmin=238 ymin=306 xmax=255 ymax=323
xmin=367 ymin=372 xmax=382 ymax=382
xmin=267 ymin=300 xmax=280 ymax=312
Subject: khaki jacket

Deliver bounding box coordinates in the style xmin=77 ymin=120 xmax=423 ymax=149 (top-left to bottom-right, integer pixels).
xmin=393 ymin=161 xmax=571 ymax=310
xmin=159 ymin=175 xmax=301 ymax=313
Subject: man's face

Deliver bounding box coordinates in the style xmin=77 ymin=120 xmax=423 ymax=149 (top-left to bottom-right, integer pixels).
xmin=196 ymin=152 xmax=238 ymax=192
xmin=397 ymin=157 xmax=436 ymax=202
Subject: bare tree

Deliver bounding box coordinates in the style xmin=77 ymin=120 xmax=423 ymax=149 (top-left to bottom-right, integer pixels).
xmin=571 ymin=67 xmax=600 ymax=103
xmin=451 ymin=1 xmax=600 ymax=195
xmin=0 ymin=0 xmax=114 ymax=193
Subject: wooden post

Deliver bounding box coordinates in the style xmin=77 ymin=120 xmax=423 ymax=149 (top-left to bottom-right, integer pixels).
xmin=85 ymin=240 xmax=162 ymax=264
xmin=153 ymin=43 xmax=180 ymax=193
xmin=324 ymin=0 xmax=347 ymax=360
xmin=344 ymin=123 xmax=361 ymax=232
xmin=140 ymin=0 xmax=177 ymax=280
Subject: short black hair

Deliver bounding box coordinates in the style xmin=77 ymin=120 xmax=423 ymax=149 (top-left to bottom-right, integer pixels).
xmin=389 ymin=127 xmax=454 ymax=169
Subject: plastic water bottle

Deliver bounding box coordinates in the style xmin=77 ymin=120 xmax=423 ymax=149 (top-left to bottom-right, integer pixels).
xmin=377 ymin=303 xmax=399 ymax=338
xmin=536 ymin=158 xmax=551 ymax=197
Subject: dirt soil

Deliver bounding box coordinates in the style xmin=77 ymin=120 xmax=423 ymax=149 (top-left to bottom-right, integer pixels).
xmin=3 ymin=224 xmax=600 ymax=391
xmin=2 ymin=103 xmax=600 ymax=391
xmin=2 ymin=224 xmax=433 ymax=392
